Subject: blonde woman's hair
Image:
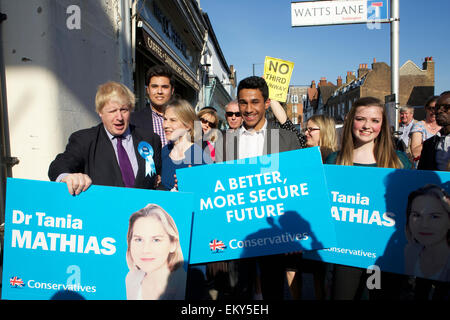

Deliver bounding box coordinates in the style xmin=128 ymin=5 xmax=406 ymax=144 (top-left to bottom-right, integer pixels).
xmin=308 ymin=115 xmax=338 ymax=161
xmin=336 ymin=96 xmax=403 ymax=168
xmin=197 ymin=108 xmax=219 ymax=142
xmin=126 ymin=204 xmax=184 ymax=272
xmin=165 ymin=99 xmax=197 ymax=142
xmin=95 ymin=81 xmax=135 ymax=113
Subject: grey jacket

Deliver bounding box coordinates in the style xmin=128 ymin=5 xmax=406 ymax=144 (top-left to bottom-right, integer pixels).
xmin=215 ymin=119 xmax=302 ymax=162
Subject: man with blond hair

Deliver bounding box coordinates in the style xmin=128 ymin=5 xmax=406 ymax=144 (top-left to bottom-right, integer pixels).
xmin=49 ymin=81 xmax=162 ymax=195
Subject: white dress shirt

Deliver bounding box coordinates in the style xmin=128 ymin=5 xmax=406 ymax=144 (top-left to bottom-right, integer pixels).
xmin=238 ymin=119 xmax=267 ymax=160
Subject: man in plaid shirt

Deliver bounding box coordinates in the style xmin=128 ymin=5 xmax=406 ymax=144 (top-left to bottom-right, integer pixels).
xmin=131 ymin=65 xmax=174 ymax=147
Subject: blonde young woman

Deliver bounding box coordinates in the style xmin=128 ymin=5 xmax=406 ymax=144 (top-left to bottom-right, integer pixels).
xmin=304 ymin=115 xmax=338 ymax=162
xmin=126 ymin=204 xmax=186 ymax=300
xmin=325 ymin=96 xmax=412 ymax=300
xmin=161 ymin=99 xmax=212 ymax=191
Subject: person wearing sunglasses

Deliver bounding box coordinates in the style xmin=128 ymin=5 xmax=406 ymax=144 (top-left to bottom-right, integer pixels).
xmin=197 ymin=107 xmax=219 ymax=162
xmin=410 ymin=95 xmax=442 ymax=167
xmin=418 ymin=91 xmax=450 ymax=171
xmin=225 ymin=100 xmax=243 ymax=131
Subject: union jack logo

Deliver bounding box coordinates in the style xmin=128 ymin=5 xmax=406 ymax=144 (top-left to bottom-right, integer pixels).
xmin=209 ymin=239 xmax=226 ymax=252
xmin=9 ymin=276 xmax=25 ymax=288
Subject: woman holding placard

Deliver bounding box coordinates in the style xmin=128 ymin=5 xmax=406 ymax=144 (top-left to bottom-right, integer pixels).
xmin=325 ymin=96 xmax=411 ymax=169
xmin=160 ymin=99 xmax=212 ymax=191
xmin=325 ymin=96 xmax=412 ymax=300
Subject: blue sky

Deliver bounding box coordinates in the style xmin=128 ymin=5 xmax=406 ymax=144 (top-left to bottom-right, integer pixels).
xmin=199 ymin=0 xmax=450 ymax=95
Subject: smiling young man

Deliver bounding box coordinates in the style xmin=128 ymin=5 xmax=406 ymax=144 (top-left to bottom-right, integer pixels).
xmin=216 ymin=76 xmax=301 ymax=162
xmin=214 ymin=76 xmax=301 ymax=300
xmin=131 ymin=65 xmax=175 ymax=147
xmin=49 ymin=81 xmax=162 ymax=195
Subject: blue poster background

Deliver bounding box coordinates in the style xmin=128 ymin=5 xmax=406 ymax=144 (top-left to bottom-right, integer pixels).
xmin=2 ymin=178 xmax=194 ymax=300
xmin=303 ymin=165 xmax=450 ymax=279
xmin=177 ymin=147 xmax=338 ymax=264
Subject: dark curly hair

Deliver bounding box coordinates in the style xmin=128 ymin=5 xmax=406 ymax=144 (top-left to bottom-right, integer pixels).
xmin=237 ymin=76 xmax=269 ymax=101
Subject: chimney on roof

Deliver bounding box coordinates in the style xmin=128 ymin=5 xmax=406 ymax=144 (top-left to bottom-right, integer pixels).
xmin=337 ymin=76 xmax=342 ymax=87
xmin=423 ymin=56 xmax=434 ymax=70
xmin=346 ymin=71 xmax=356 ymax=84
xmin=319 ymin=77 xmax=327 ymax=87
xmin=371 ymin=58 xmax=379 ymax=69
xmin=358 ymin=63 xmax=369 ymax=78
xmin=311 ymin=80 xmax=316 ymax=88
xmin=422 ymin=57 xmax=435 ymax=81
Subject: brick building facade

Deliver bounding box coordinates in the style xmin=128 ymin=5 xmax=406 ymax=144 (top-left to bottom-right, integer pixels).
xmin=325 ymin=57 xmax=435 ymax=122
xmin=286 ymin=85 xmax=309 ymax=126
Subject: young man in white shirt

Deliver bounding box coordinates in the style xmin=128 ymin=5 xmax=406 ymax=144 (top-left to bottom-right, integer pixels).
xmin=214 ymin=76 xmax=301 ymax=300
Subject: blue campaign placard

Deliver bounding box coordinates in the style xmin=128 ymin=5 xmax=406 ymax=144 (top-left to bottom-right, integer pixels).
xmin=177 ymin=147 xmax=338 ymax=264
xmin=303 ymin=165 xmax=450 ymax=281
xmin=2 ymin=178 xmax=194 ymax=300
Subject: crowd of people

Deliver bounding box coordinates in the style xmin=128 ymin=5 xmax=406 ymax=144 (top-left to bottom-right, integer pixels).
xmin=48 ymin=64 xmax=450 ymax=300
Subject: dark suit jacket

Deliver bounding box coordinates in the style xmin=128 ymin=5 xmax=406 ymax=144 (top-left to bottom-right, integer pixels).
xmin=130 ymin=105 xmax=154 ymax=133
xmin=215 ymin=119 xmax=302 ymax=162
xmin=48 ymin=123 xmax=162 ymax=189
xmin=417 ymin=134 xmax=441 ymax=171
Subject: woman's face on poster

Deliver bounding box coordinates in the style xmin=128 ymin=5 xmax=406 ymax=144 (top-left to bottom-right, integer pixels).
xmin=130 ymin=216 xmax=176 ymax=274
xmin=409 ymin=195 xmax=450 ymax=247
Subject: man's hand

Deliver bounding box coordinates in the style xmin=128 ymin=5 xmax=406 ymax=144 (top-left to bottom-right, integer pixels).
xmin=61 ymin=173 xmax=92 ymax=195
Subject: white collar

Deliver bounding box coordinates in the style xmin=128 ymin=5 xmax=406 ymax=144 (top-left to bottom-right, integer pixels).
xmin=239 ymin=118 xmax=268 ymax=136
xmin=104 ymin=126 xmax=132 ymax=141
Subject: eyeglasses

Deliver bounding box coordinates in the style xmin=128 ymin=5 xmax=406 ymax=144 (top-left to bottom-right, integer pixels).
xmin=434 ymin=104 xmax=450 ymax=112
xmin=303 ymin=127 xmax=320 ymax=133
xmin=226 ymin=111 xmax=241 ymax=118
xmin=200 ymin=118 xmax=216 ymax=128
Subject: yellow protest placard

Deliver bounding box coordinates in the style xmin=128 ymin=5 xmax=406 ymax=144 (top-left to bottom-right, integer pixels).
xmin=263 ymin=56 xmax=295 ymax=102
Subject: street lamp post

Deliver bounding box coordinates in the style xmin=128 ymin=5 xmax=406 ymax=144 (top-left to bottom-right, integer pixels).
xmin=252 ymin=63 xmax=263 ymax=76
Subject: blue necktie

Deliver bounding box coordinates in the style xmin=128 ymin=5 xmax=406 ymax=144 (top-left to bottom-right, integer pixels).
xmin=116 ymin=136 xmax=135 ymax=188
